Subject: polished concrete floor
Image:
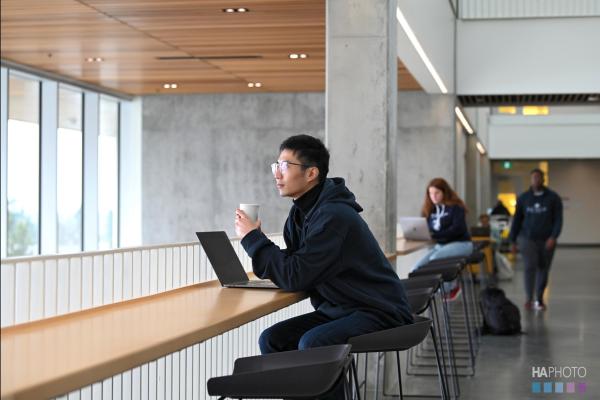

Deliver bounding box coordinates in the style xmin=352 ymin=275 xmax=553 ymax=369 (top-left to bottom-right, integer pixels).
xmin=371 ymin=247 xmax=600 ymax=400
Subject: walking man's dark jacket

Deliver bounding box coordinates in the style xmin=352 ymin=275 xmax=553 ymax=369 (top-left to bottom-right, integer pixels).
xmin=241 ymin=177 xmax=413 ymax=327
xmin=509 ymin=187 xmax=563 ymax=242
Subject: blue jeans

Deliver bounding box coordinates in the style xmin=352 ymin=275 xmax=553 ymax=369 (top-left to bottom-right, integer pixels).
xmin=260 ymin=310 xmax=390 ymax=353
xmin=259 ymin=310 xmax=392 ymax=399
xmin=413 ymin=241 xmax=474 ymax=292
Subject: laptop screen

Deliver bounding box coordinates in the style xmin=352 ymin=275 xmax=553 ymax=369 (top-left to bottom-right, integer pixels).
xmin=196 ymin=231 xmax=249 ymax=285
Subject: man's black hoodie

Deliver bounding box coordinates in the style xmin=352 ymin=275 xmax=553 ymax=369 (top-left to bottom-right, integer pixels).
xmin=241 ymin=177 xmax=413 ymax=327
xmin=509 ymin=186 xmax=563 ymax=242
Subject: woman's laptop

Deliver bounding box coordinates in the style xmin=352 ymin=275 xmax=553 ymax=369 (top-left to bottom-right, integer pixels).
xmin=398 ymin=217 xmax=432 ymax=241
xmin=196 ymin=231 xmax=279 ymax=289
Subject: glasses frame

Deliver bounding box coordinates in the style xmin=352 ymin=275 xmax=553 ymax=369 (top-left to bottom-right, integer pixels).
xmin=271 ymin=160 xmax=313 ymax=175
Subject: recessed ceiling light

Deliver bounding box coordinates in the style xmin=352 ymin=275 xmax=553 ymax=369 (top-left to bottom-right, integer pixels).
xmin=86 ymin=57 xmax=103 ymax=63
xmin=223 ymin=7 xmax=249 ymax=13
xmin=163 ymin=83 xmax=178 ymax=89
xmin=522 ymin=106 xmax=549 ymax=116
xmin=588 ymin=95 xmax=599 ymax=102
xmin=248 ymin=82 xmax=262 ymax=88
xmin=289 ymin=53 xmax=308 ymax=59
xmin=247 ymin=83 xmax=255 ymax=88
xmin=255 ymin=82 xmax=262 ymax=88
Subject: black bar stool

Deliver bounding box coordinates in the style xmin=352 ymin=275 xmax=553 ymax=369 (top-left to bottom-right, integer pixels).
xmin=207 ymin=344 xmax=353 ymax=399
xmin=348 ymin=316 xmax=446 ymax=400
xmin=401 ymin=276 xmax=460 ymax=398
xmin=410 ymin=260 xmax=477 ymax=376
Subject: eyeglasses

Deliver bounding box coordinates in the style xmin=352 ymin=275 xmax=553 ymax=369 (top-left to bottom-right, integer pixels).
xmin=271 ymin=160 xmax=313 ymax=175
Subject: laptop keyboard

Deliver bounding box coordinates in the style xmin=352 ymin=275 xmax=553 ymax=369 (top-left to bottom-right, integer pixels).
xmin=235 ymin=280 xmax=275 ymax=286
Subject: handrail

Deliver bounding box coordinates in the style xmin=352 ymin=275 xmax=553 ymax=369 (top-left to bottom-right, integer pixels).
xmin=0 ymin=233 xmax=279 ymax=264
xmin=0 ymin=233 xmax=285 ymax=328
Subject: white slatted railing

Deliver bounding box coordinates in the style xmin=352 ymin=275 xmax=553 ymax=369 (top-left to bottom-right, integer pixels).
xmin=1 ymin=234 xmax=313 ymax=399
xmin=1 ymin=236 xmax=277 ymax=327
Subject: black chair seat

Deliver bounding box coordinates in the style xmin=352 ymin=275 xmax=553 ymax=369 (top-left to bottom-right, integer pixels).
xmin=424 ymin=251 xmax=484 ymax=265
xmin=409 ymin=263 xmax=461 ymax=282
xmin=401 ymin=274 xmax=442 ymax=292
xmin=406 ymin=287 xmax=435 ymax=314
xmin=207 ymin=344 xmax=351 ymax=398
xmin=348 ymin=316 xmax=432 ymax=353
xmin=424 ymin=256 xmax=467 ymax=266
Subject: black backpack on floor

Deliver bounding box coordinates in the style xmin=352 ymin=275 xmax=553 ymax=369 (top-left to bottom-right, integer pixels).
xmin=479 ymin=287 xmax=522 ymax=335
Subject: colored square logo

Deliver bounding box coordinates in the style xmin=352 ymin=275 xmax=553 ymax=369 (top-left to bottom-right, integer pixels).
xmin=567 ymin=382 xmax=576 ymax=393
xmin=544 ymin=382 xmax=553 ymax=393
xmin=578 ymin=383 xmax=587 ymax=393
xmin=532 ymin=382 xmax=541 ymax=393
xmin=555 ymin=382 xmax=564 ymax=393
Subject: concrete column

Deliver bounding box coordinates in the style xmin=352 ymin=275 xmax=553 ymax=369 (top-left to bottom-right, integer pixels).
xmin=326 ymin=0 xmax=398 ymax=252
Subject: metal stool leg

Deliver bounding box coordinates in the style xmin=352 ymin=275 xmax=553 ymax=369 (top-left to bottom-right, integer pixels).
xmin=430 ymin=326 xmax=449 ymax=400
xmin=458 ymin=273 xmax=476 ymax=368
xmin=351 ymin=357 xmax=361 ymax=400
xmin=396 ymin=351 xmax=404 ymax=400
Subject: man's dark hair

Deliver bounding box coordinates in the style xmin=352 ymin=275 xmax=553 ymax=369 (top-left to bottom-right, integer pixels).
xmin=530 ymin=168 xmax=545 ymax=177
xmin=279 ymin=134 xmax=329 ymax=184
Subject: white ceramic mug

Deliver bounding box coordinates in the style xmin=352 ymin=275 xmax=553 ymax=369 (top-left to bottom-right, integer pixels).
xmin=239 ymin=203 xmax=260 ymax=222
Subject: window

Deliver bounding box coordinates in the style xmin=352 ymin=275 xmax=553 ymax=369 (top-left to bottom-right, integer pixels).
xmin=57 ymin=86 xmax=83 ymax=253
xmin=98 ymin=97 xmax=119 ymax=250
xmin=1 ymin=69 xmax=126 ymax=257
xmin=6 ymin=74 xmax=40 ymax=257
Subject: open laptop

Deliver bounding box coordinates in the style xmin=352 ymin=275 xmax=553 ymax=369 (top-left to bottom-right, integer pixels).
xmin=398 ymin=217 xmax=432 ymax=241
xmin=196 ymin=231 xmax=279 ymax=289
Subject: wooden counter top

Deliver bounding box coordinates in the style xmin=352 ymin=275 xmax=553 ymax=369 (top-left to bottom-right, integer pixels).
xmin=1 ymin=280 xmax=306 ymax=400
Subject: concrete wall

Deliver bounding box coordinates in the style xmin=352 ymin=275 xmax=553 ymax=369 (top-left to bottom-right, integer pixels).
xmin=396 ymin=92 xmax=455 ymax=217
xmin=464 ymin=134 xmax=479 ymax=226
xmin=549 ymin=160 xmax=600 ymax=245
xmin=142 ymin=91 xmax=457 ymax=244
xmin=142 ymin=93 xmax=325 ymax=244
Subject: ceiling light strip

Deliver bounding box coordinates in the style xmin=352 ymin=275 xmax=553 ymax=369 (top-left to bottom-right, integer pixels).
xmin=455 ymin=106 xmax=474 ymax=134
xmin=396 ymin=7 xmax=448 ymax=94
xmin=476 ymin=141 xmax=487 ymax=155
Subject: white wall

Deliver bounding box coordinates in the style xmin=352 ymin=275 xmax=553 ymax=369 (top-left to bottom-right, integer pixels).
xmin=550 ymin=160 xmax=600 ymax=244
xmin=488 ymin=113 xmax=600 ymax=159
xmin=460 ymin=0 xmax=600 ymax=19
xmin=457 ymin=17 xmax=600 ymax=94
xmin=396 ymin=0 xmax=455 ymax=93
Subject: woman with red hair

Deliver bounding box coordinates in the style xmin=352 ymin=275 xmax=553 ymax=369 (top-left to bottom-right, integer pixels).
xmin=413 ymin=178 xmax=473 ymax=297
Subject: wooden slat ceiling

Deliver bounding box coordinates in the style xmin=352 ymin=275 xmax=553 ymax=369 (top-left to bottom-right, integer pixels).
xmin=1 ymin=0 xmax=421 ymax=96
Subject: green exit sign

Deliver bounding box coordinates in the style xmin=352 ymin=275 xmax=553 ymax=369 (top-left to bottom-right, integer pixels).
xmin=503 ymin=161 xmax=512 ymax=169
